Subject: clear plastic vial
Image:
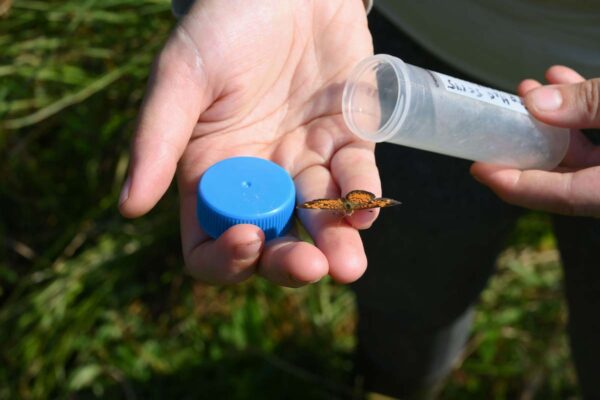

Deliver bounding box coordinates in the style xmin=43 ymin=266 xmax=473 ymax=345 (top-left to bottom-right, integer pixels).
xmin=342 ymin=54 xmax=570 ymax=170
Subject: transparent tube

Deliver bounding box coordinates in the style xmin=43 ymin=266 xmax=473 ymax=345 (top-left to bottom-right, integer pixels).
xmin=342 ymin=54 xmax=570 ymax=170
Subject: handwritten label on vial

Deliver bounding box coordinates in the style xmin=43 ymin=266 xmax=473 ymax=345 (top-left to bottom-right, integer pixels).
xmin=433 ymin=72 xmax=528 ymax=115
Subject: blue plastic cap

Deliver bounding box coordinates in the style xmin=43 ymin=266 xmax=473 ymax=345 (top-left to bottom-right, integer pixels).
xmin=197 ymin=157 xmax=296 ymax=241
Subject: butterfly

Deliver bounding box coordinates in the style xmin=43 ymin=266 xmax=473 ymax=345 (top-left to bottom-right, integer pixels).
xmin=298 ymin=190 xmax=401 ymax=216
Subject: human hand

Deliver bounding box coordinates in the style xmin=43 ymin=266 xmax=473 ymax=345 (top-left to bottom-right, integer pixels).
xmin=471 ymin=66 xmax=600 ymax=217
xmin=118 ymin=0 xmax=378 ymax=286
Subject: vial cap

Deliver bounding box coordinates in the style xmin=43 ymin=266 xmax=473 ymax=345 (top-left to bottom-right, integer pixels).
xmin=197 ymin=157 xmax=296 ymax=241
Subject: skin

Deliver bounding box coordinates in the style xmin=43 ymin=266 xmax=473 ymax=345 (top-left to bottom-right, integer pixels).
xmin=118 ymin=0 xmax=379 ymax=287
xmin=471 ymin=66 xmax=600 ymax=217
xmin=120 ymin=0 xmax=600 ymax=287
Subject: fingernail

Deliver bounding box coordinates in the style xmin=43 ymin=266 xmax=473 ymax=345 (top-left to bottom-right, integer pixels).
xmin=119 ymin=176 xmax=131 ymax=206
xmin=234 ymin=238 xmax=262 ymax=260
xmin=530 ymin=87 xmax=563 ymax=111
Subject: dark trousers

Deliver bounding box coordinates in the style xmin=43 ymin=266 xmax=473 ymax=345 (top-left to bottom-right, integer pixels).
xmin=352 ymin=9 xmax=600 ymax=399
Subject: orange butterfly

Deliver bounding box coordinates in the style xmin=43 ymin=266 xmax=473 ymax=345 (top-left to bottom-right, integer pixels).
xmin=298 ymin=190 xmax=401 ymax=216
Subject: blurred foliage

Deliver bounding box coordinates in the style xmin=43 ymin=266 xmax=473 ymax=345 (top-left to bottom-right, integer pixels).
xmin=442 ymin=245 xmax=577 ymax=399
xmin=0 ymin=1 xmax=579 ymax=399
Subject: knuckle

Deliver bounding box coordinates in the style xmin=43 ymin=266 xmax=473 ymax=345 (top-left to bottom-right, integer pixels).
xmin=577 ymin=79 xmax=600 ymax=124
xmin=153 ymin=27 xmax=206 ymax=88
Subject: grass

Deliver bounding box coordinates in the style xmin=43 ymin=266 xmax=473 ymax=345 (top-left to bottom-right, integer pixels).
xmin=0 ymin=1 xmax=579 ymax=399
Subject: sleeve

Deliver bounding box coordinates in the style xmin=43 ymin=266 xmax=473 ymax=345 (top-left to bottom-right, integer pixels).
xmin=171 ymin=0 xmax=194 ymax=18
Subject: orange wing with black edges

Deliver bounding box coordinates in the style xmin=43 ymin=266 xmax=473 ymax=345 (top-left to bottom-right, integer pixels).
xmin=344 ymin=190 xmax=401 ymax=210
xmin=298 ymin=198 xmax=345 ymax=210
xmin=298 ymin=190 xmax=400 ymax=213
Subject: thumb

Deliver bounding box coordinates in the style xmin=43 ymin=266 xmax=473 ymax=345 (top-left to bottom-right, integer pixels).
xmin=525 ymin=78 xmax=600 ymax=129
xmin=119 ymin=27 xmax=212 ymax=218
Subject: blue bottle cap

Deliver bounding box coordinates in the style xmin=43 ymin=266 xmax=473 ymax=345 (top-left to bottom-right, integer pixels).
xmin=197 ymin=156 xmax=296 ymax=241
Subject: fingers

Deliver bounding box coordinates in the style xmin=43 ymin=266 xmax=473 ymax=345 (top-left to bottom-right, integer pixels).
xmin=258 ymin=237 xmax=328 ymax=287
xmin=518 ymin=67 xmax=600 ymax=169
xmin=560 ymin=130 xmax=600 ymax=169
xmin=518 ymin=79 xmax=541 ymax=96
xmin=524 ymin=72 xmax=600 ymax=129
xmin=295 ymin=165 xmax=368 ymax=284
xmin=185 ymin=228 xmax=330 ymax=287
xmin=544 ymin=65 xmax=585 ymax=84
xmin=517 ymin=64 xmax=585 ymax=97
xmin=119 ymin=27 xmax=213 ymax=218
xmin=180 ymin=183 xmax=328 ymax=287
xmin=471 ymin=163 xmax=564 ymax=212
xmin=180 ymin=189 xmax=263 ymax=284
xmin=330 ymin=141 xmax=380 ymax=229
xmin=472 ymin=66 xmax=600 ymax=217
xmin=184 ymin=224 xmax=264 ymax=284
xmin=470 ymin=163 xmax=600 ymax=217
xmin=183 ymin=161 xmax=372 ymax=286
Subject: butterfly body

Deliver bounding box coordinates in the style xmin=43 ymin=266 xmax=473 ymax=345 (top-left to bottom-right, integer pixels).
xmin=298 ymin=190 xmax=400 ymax=216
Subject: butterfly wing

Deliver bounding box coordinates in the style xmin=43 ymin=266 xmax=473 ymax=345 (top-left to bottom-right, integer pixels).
xmin=345 ymin=190 xmax=401 ymax=210
xmin=345 ymin=190 xmax=376 ymax=204
xmin=299 ymin=190 xmax=401 ymax=212
xmin=365 ymin=197 xmax=401 ymax=209
xmin=298 ymin=198 xmax=345 ymax=210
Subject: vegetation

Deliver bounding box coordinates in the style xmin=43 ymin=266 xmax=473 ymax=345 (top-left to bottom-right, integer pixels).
xmin=0 ymin=1 xmax=579 ymax=399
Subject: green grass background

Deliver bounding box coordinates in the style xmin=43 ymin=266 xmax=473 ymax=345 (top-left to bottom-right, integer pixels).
xmin=0 ymin=1 xmax=580 ymax=399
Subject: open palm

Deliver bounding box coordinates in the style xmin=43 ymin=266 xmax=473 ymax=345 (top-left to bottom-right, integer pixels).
xmin=119 ymin=0 xmax=379 ymax=286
